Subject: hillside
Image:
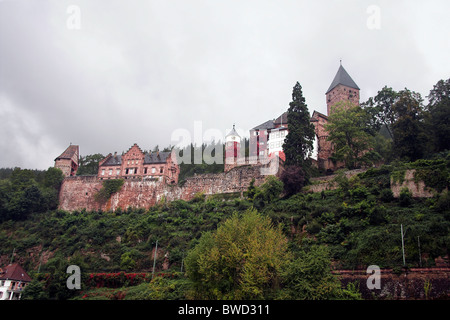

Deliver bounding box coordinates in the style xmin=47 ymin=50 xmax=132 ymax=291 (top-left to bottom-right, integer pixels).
xmin=0 ymin=154 xmax=449 ymax=300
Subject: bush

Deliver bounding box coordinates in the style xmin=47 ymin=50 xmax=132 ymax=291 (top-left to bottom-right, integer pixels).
xmin=380 ymin=188 xmax=394 ymax=202
xmin=399 ymin=187 xmax=413 ymax=207
xmin=280 ymin=165 xmax=306 ymax=196
xmin=94 ymin=179 xmax=124 ymax=202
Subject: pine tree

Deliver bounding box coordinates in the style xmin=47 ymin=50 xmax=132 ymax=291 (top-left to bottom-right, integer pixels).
xmin=282 ymin=82 xmax=315 ymax=170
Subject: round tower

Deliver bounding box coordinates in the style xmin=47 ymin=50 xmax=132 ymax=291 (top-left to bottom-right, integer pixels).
xmin=225 ymin=124 xmax=241 ymax=172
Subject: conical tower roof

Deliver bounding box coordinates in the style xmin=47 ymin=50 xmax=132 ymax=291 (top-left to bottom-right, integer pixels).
xmin=326 ymin=64 xmax=360 ymax=94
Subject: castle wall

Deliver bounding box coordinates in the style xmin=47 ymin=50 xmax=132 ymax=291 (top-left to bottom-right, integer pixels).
xmin=58 ymin=164 xmax=270 ymax=212
xmin=391 ymin=169 xmax=442 ymax=198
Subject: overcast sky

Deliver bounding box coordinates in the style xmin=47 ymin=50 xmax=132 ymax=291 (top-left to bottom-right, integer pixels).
xmin=1 ymin=0 xmax=449 ymax=170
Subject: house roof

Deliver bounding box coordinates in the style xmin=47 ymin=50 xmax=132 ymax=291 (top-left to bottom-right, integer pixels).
xmin=251 ymin=119 xmax=275 ymax=131
xmin=326 ymin=65 xmax=360 ymax=94
xmin=55 ymin=145 xmax=79 ymax=161
xmin=274 ymin=112 xmax=288 ymax=126
xmin=144 ymin=152 xmax=171 ymax=164
xmin=311 ymin=110 xmax=328 ymax=120
xmin=101 ymin=151 xmax=171 ymax=166
xmin=0 ymin=263 xmax=32 ymax=282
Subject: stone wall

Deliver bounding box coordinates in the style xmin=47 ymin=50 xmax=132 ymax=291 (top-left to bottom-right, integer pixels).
xmin=58 ymin=164 xmax=271 ymax=212
xmin=333 ymin=267 xmax=450 ymax=300
xmin=391 ymin=169 xmax=438 ymax=198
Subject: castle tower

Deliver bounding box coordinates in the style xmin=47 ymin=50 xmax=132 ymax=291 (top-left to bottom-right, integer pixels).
xmin=325 ymin=63 xmax=360 ymax=115
xmin=224 ymin=124 xmax=241 ymax=172
xmin=54 ymin=144 xmax=79 ymax=177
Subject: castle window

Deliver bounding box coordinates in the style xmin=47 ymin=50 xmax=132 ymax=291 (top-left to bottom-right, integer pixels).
xmin=117 ymin=169 xmax=120 ymax=175
xmin=109 ymin=169 xmax=112 ymax=175
xmin=101 ymin=169 xmax=105 ymax=176
xmin=152 ymin=167 xmax=156 ymax=173
xmin=160 ymin=167 xmax=163 ymax=173
xmin=144 ymin=168 xmax=147 ymax=174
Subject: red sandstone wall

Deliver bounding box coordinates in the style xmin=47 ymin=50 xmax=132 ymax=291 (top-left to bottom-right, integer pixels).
xmin=59 ymin=165 xmax=270 ymax=212
xmin=333 ymin=268 xmax=450 ymax=300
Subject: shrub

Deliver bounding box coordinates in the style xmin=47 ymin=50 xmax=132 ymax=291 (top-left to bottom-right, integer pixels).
xmin=399 ymin=187 xmax=412 ymax=207
xmin=380 ymin=188 xmax=394 ymax=202
xmin=94 ymin=179 xmax=124 ymax=202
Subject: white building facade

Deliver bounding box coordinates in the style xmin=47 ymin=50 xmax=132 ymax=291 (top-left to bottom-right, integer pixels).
xmin=0 ymin=264 xmax=31 ymax=300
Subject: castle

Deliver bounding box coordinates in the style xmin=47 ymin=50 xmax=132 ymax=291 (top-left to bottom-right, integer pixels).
xmin=55 ymin=63 xmax=360 ymax=211
xmin=226 ymin=62 xmax=360 ymax=172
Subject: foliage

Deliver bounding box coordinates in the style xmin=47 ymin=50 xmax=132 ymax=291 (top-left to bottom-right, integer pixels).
xmin=94 ymin=179 xmax=125 ymax=202
xmin=250 ymin=176 xmax=284 ymax=209
xmin=391 ymin=89 xmax=428 ymax=161
xmin=280 ymin=165 xmax=306 ymax=196
xmin=77 ymin=154 xmax=105 ymax=176
xmin=361 ymin=85 xmax=399 ymax=139
xmin=282 ymin=82 xmax=316 ymax=173
xmin=184 ymin=209 xmax=291 ymax=299
xmin=427 ymin=78 xmax=450 ymax=153
xmin=0 ymin=167 xmax=63 ymax=222
xmin=280 ymin=245 xmax=361 ymax=300
xmin=326 ymin=102 xmax=380 ymax=169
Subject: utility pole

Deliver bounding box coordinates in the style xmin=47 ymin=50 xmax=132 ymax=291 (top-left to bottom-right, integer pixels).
xmin=418 ymin=236 xmax=422 ymax=267
xmin=10 ymin=248 xmax=15 ymax=264
xmin=180 ymin=251 xmax=185 ymax=273
xmin=401 ymin=224 xmax=406 ymax=267
xmin=152 ymin=240 xmax=158 ymax=279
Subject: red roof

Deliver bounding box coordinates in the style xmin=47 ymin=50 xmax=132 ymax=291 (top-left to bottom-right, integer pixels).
xmin=55 ymin=145 xmax=79 ymax=161
xmin=0 ymin=263 xmax=32 ymax=282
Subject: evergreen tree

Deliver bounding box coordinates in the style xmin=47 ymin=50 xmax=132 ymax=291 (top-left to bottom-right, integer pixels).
xmin=282 ymin=82 xmax=315 ymax=172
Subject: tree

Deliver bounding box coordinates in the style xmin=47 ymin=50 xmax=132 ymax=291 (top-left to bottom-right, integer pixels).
xmin=325 ymin=102 xmax=379 ymax=169
xmin=280 ymin=245 xmax=360 ymax=300
xmin=391 ymin=89 xmax=428 ymax=161
xmin=280 ymin=165 xmax=305 ymax=196
xmin=185 ymin=209 xmax=291 ymax=299
xmin=283 ymin=82 xmax=316 ymax=172
xmin=76 ymin=154 xmax=105 ymax=176
xmin=361 ymin=86 xmax=399 ymax=139
xmin=427 ymin=79 xmax=450 ymax=152
xmin=43 ymin=167 xmax=64 ymax=190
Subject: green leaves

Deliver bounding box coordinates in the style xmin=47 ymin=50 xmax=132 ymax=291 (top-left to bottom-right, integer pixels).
xmin=94 ymin=179 xmax=124 ymax=202
xmin=185 ymin=209 xmax=290 ymax=299
xmin=283 ymin=82 xmax=315 ymax=169
xmin=326 ymin=102 xmax=378 ymax=169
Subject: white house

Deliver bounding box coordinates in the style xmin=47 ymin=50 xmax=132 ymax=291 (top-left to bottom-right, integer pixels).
xmin=0 ymin=263 xmax=32 ymax=300
xmin=267 ymin=125 xmax=288 ymax=159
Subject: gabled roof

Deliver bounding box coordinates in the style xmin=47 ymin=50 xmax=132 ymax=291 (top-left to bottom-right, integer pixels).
xmin=251 ymin=119 xmax=275 ymax=131
xmin=326 ymin=65 xmax=360 ymax=94
xmin=144 ymin=151 xmax=171 ymax=164
xmin=100 ymin=151 xmax=171 ymax=166
xmin=55 ymin=145 xmax=79 ymax=161
xmin=251 ymin=111 xmax=287 ymax=131
xmin=0 ymin=263 xmax=32 ymax=282
xmin=311 ymin=110 xmax=328 ymax=120
xmin=102 ymin=154 xmax=122 ymax=166
xmin=274 ymin=112 xmax=287 ymax=126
